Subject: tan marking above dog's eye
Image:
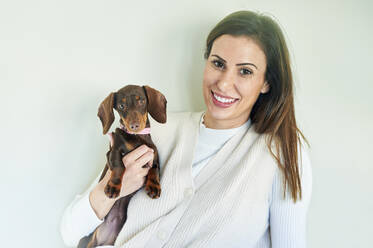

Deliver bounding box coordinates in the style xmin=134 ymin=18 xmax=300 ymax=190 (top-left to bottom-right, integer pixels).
xmin=135 ymin=96 xmax=140 ymax=100
xmin=121 ymin=98 xmax=126 ymax=102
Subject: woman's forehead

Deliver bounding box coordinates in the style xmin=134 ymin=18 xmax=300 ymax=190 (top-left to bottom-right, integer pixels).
xmin=210 ymin=34 xmax=266 ymax=69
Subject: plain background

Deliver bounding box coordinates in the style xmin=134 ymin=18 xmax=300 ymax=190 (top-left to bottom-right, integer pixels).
xmin=1 ymin=0 xmax=372 ymax=247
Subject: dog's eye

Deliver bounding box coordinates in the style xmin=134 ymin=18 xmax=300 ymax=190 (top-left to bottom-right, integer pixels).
xmin=118 ymin=104 xmax=125 ymax=109
xmin=139 ymin=99 xmax=145 ymax=105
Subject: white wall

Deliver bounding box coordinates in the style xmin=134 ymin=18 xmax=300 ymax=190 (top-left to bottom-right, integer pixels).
xmin=0 ymin=0 xmax=372 ymax=247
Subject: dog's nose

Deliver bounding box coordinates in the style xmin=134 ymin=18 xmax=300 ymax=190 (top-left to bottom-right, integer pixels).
xmin=130 ymin=123 xmax=140 ymax=131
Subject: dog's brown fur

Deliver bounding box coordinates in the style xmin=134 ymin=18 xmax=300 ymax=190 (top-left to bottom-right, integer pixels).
xmin=78 ymin=85 xmax=167 ymax=248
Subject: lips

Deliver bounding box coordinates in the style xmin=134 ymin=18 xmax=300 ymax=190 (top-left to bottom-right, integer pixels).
xmin=211 ymin=90 xmax=239 ymax=108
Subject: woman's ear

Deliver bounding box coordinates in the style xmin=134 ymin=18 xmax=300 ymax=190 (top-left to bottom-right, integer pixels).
xmin=260 ymin=81 xmax=270 ymax=94
xmin=143 ymin=85 xmax=167 ymax=123
xmin=97 ymin=92 xmax=115 ymax=134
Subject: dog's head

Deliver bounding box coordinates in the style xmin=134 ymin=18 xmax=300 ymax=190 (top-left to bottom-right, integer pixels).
xmin=97 ymin=85 xmax=167 ymax=134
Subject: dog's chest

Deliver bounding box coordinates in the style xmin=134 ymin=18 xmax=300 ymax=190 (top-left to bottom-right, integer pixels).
xmin=115 ymin=127 xmax=152 ymax=152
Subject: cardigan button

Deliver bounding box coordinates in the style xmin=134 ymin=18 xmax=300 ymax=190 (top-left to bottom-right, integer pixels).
xmin=184 ymin=187 xmax=194 ymax=198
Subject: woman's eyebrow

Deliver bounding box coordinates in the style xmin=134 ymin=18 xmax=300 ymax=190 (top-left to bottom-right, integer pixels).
xmin=211 ymin=54 xmax=258 ymax=69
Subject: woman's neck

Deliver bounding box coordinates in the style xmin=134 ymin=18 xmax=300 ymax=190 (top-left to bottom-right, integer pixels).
xmin=203 ymin=111 xmax=250 ymax=129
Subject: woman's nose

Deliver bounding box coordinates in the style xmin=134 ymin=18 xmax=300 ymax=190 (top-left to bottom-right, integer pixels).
xmin=216 ymin=70 xmax=235 ymax=91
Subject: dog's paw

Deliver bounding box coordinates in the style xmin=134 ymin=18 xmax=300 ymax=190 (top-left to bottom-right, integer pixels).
xmin=104 ymin=182 xmax=121 ymax=198
xmin=145 ymin=182 xmax=161 ymax=199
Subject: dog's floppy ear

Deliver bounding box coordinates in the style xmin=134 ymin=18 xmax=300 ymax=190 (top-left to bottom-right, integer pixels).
xmin=143 ymin=85 xmax=167 ymax=123
xmin=97 ymin=92 xmax=115 ymax=134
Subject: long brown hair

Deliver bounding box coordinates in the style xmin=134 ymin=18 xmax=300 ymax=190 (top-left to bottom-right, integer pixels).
xmin=204 ymin=10 xmax=309 ymax=202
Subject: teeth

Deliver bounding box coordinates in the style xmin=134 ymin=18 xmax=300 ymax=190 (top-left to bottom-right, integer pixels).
xmin=213 ymin=93 xmax=236 ymax=103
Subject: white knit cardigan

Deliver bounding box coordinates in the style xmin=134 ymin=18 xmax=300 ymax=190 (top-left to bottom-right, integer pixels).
xmin=61 ymin=111 xmax=312 ymax=248
xmin=103 ymin=111 xmax=310 ymax=248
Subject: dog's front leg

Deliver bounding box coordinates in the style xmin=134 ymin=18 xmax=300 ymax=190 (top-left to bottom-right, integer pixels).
xmin=104 ymin=147 xmax=125 ymax=198
xmin=144 ymin=150 xmax=161 ymax=199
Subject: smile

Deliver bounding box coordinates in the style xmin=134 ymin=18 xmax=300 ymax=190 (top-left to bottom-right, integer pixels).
xmin=211 ymin=90 xmax=239 ymax=107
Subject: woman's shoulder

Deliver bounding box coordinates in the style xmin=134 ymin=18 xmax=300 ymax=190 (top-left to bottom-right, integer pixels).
xmin=164 ymin=111 xmax=197 ymax=123
xmin=251 ymin=131 xmax=312 ymax=182
xmin=149 ymin=111 xmax=202 ymax=145
xmin=149 ymin=111 xmax=199 ymax=129
xmin=269 ymin=136 xmax=312 ymax=201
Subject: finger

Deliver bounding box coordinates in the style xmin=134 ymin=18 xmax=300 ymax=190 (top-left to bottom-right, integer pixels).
xmin=146 ymin=159 xmax=154 ymax=168
xmin=133 ymin=151 xmax=154 ymax=169
xmin=124 ymin=145 xmax=153 ymax=162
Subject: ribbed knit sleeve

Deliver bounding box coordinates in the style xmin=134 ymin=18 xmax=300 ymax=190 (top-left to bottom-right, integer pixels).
xmin=60 ymin=174 xmax=104 ymax=247
xmin=269 ymin=142 xmax=313 ymax=248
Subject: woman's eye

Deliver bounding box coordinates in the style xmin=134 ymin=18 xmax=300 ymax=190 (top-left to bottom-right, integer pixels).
xmin=240 ymin=68 xmax=252 ymax=75
xmin=212 ymin=60 xmax=224 ymax=69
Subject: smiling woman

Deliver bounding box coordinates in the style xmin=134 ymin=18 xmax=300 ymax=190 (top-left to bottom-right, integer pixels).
xmin=203 ymin=35 xmax=270 ymax=129
xmin=203 ymin=11 xmax=308 ymax=203
xmin=61 ymin=10 xmax=312 ymax=248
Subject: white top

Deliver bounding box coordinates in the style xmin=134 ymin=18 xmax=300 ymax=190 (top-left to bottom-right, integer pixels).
xmin=192 ymin=113 xmax=251 ymax=178
xmin=60 ymin=111 xmax=312 ymax=248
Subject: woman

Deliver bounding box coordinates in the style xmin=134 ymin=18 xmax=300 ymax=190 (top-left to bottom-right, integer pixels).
xmin=61 ymin=10 xmax=312 ymax=248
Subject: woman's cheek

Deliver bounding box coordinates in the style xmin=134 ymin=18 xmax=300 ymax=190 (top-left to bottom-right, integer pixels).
xmin=205 ymin=68 xmax=219 ymax=87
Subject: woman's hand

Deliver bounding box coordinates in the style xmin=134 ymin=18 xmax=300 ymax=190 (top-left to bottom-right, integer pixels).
xmin=89 ymin=133 xmax=154 ymax=219
xmin=102 ymin=144 xmax=154 ymax=198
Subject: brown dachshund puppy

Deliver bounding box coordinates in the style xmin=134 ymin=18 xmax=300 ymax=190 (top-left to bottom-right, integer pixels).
xmin=78 ymin=85 xmax=167 ymax=248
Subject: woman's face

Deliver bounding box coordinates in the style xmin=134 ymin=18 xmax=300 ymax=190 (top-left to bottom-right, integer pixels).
xmin=202 ymin=34 xmax=270 ymax=129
